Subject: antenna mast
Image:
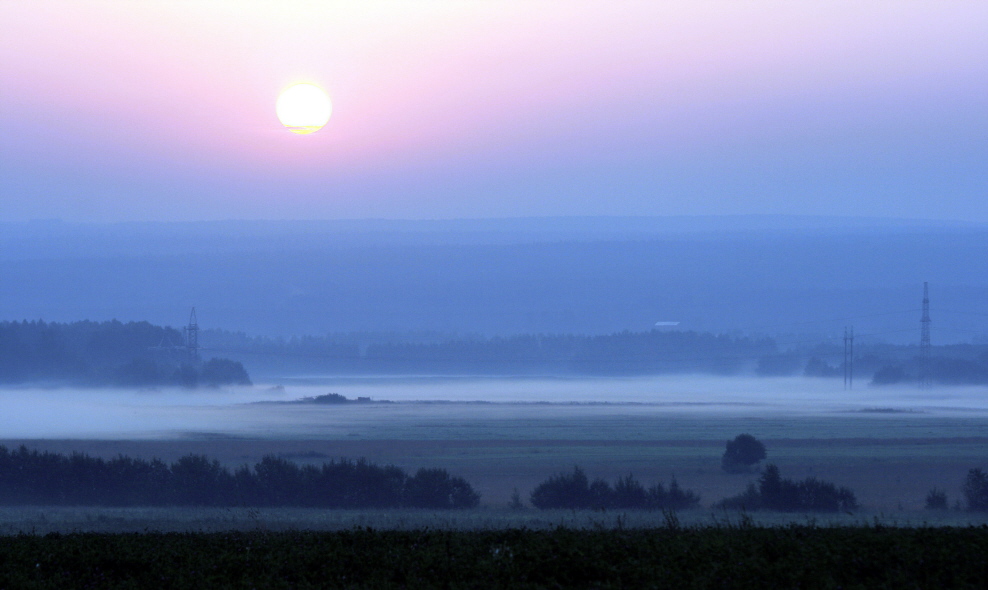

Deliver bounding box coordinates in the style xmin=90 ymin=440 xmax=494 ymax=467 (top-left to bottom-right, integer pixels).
xmin=843 ymin=326 xmax=854 ymax=390
xmin=184 ymin=307 xmax=200 ymax=363
xmin=919 ymin=282 xmax=931 ymax=388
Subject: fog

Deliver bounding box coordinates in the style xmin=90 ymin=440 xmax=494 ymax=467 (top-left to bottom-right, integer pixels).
xmin=2 ymin=376 xmax=987 ymax=440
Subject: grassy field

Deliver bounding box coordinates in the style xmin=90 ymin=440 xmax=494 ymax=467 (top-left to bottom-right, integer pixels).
xmin=1 ymin=506 xmax=987 ymax=536
xmin=2 ymin=395 xmax=987 ymax=518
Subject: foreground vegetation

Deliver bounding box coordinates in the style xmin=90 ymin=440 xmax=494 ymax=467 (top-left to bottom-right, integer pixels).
xmin=1 ymin=526 xmax=987 ymax=588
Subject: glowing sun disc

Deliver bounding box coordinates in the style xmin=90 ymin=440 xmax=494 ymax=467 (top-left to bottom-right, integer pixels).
xmin=277 ymin=83 xmax=332 ymax=134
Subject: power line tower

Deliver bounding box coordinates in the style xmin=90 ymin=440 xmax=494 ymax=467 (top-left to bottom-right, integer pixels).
xmin=843 ymin=326 xmax=854 ymax=390
xmin=919 ymin=282 xmax=932 ymax=388
xmin=183 ymin=307 xmax=200 ymax=363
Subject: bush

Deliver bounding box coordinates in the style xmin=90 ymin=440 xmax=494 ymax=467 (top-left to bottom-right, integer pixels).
xmin=717 ymin=464 xmax=858 ymax=512
xmin=721 ymin=434 xmax=767 ymax=474
xmin=963 ymin=468 xmax=988 ymax=511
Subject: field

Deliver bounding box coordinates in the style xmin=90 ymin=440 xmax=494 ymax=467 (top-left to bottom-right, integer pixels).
xmin=1 ymin=377 xmax=987 ymax=529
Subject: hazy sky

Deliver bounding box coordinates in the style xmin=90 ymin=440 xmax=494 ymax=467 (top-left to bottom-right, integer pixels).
xmin=1 ymin=1 xmax=986 ymax=222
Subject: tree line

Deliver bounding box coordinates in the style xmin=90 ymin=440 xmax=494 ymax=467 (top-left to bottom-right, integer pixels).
xmin=0 ymin=320 xmax=250 ymax=386
xmin=528 ymin=467 xmax=700 ymax=510
xmin=0 ymin=446 xmax=479 ymax=509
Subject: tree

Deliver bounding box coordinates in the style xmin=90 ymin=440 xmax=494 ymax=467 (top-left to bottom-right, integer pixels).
xmin=404 ymin=468 xmax=480 ymax=509
xmin=716 ymin=463 xmax=857 ymax=512
xmin=721 ymin=434 xmax=767 ymax=473
xmin=529 ymin=467 xmax=592 ymax=509
xmin=200 ymin=358 xmax=252 ymax=386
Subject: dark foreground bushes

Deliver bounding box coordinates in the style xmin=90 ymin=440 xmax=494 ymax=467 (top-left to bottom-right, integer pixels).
xmin=718 ymin=464 xmax=858 ymax=512
xmin=530 ymin=467 xmax=699 ymax=510
xmin=0 ymin=445 xmax=478 ymax=508
xmin=3 ymin=527 xmax=988 ymax=588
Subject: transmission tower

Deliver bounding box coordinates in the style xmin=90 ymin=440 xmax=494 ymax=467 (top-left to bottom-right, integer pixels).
xmin=183 ymin=307 xmax=200 ymax=363
xmin=843 ymin=326 xmax=854 ymax=390
xmin=919 ymin=282 xmax=931 ymax=388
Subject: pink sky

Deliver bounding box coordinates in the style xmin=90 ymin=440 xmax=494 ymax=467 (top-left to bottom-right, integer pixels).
xmin=1 ymin=1 xmax=987 ymax=221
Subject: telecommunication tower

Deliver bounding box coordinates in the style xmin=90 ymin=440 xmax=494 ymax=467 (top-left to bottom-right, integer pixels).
xmin=184 ymin=307 xmax=200 ymax=362
xmin=843 ymin=326 xmax=854 ymax=390
xmin=919 ymin=282 xmax=931 ymax=388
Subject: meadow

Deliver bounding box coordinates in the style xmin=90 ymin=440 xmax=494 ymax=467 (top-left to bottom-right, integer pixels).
xmin=1 ymin=376 xmax=986 ymax=523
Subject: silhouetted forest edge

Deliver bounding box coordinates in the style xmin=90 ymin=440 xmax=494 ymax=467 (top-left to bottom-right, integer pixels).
xmin=0 ymin=445 xmax=478 ymax=509
xmin=208 ymin=326 xmax=988 ymax=384
xmin=0 ymin=320 xmax=249 ymax=387
xmin=5 ymin=318 xmax=988 ymax=385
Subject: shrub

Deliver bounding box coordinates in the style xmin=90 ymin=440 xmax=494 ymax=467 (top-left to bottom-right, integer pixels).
xmin=721 ymin=434 xmax=767 ymax=474
xmin=309 ymin=393 xmax=349 ymax=404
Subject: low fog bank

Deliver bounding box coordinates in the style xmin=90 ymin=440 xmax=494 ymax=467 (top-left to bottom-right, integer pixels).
xmin=1 ymin=376 xmax=987 ymax=440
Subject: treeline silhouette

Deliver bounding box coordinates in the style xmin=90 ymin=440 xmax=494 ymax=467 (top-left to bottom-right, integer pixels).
xmin=0 ymin=320 xmax=250 ymax=386
xmin=0 ymin=446 xmax=479 ymax=509
xmin=529 ymin=467 xmax=700 ymax=510
xmin=204 ymin=328 xmax=776 ymax=375
xmin=717 ymin=464 xmax=858 ymax=512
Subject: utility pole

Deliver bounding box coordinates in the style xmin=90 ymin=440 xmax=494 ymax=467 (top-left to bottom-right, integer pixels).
xmin=184 ymin=307 xmax=200 ymax=363
xmin=920 ymin=282 xmax=932 ymax=388
xmin=843 ymin=326 xmax=854 ymax=390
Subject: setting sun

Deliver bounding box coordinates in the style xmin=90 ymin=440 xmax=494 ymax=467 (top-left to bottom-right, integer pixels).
xmin=276 ymin=83 xmax=332 ymax=134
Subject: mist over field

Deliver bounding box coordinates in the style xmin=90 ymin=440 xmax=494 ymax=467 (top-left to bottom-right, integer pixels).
xmin=2 ymin=376 xmax=987 ymax=440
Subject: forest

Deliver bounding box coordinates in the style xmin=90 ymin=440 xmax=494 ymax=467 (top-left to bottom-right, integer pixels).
xmin=205 ymin=327 xmax=988 ymax=384
xmin=0 ymin=445 xmax=479 ymax=509
xmin=0 ymin=320 xmax=250 ymax=386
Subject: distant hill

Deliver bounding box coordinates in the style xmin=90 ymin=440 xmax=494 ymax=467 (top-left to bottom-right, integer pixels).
xmin=1 ymin=217 xmax=987 ymax=343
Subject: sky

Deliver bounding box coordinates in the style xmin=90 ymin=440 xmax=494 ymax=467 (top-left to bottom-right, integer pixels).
xmin=1 ymin=1 xmax=987 ymax=222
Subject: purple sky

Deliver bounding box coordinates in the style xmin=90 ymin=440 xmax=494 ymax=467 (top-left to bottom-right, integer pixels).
xmin=1 ymin=1 xmax=987 ymax=222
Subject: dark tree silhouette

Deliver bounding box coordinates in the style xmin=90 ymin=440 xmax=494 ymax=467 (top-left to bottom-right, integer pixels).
xmin=721 ymin=434 xmax=767 ymax=473
xmin=717 ymin=464 xmax=857 ymax=512
xmin=0 ymin=445 xmax=479 ymax=509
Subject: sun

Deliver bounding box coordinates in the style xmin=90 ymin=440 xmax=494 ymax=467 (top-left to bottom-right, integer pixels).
xmin=276 ymin=83 xmax=332 ymax=134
